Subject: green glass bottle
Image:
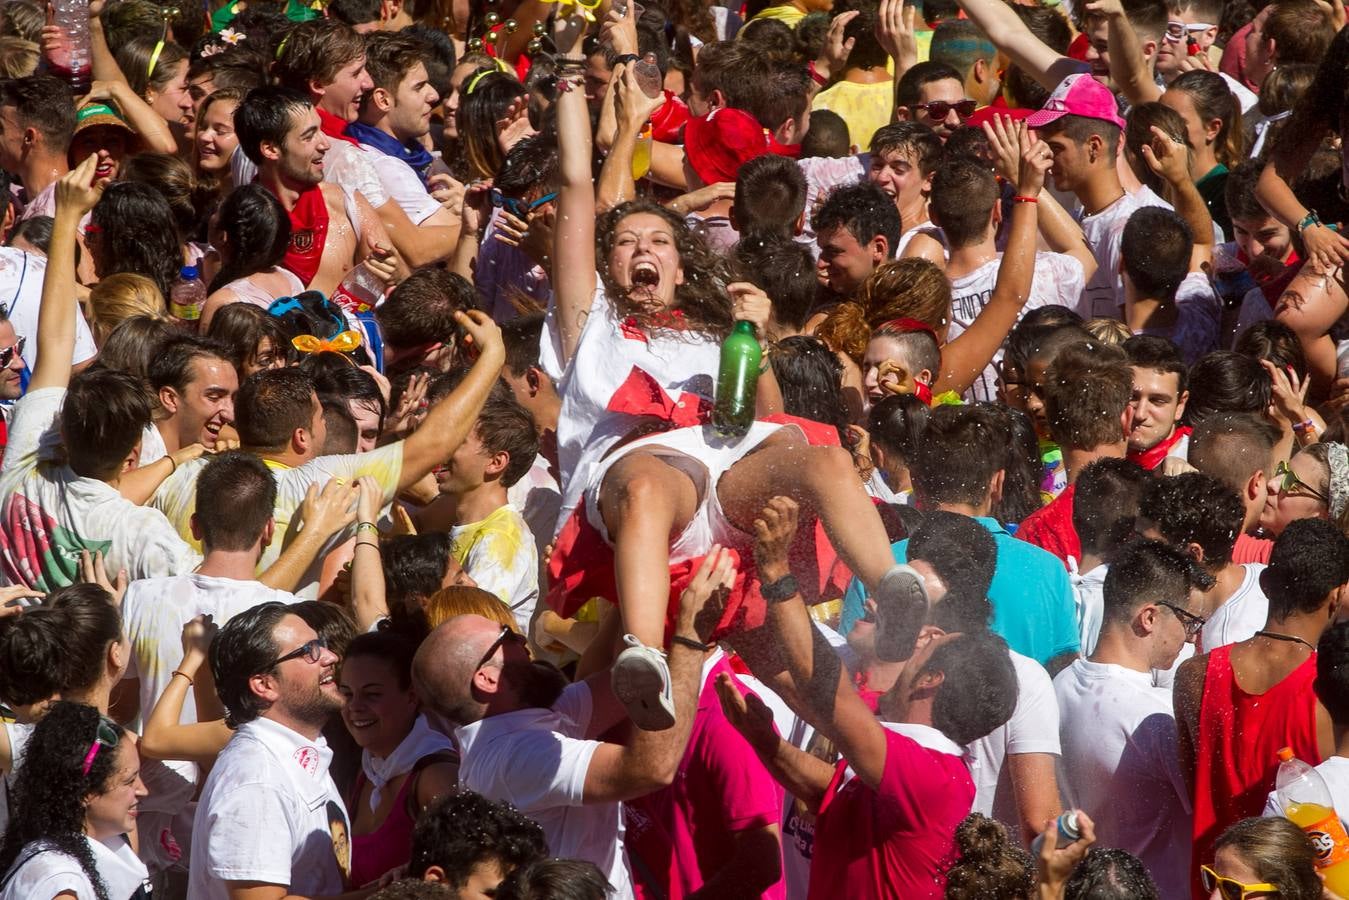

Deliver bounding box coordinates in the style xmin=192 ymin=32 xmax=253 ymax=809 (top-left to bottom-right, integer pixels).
xmin=712 ymin=320 xmax=762 ymax=439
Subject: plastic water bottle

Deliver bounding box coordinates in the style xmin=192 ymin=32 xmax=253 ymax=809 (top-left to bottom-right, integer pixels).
xmin=1275 ymin=747 xmax=1349 ymax=896
xmin=330 ymin=263 xmax=384 ymax=315
xmin=712 ymin=319 xmax=761 ymax=440
xmin=170 ymin=266 xmax=206 ymax=328
xmin=1029 ymin=810 xmax=1082 ymax=858
xmin=47 ymin=0 xmax=92 ymax=94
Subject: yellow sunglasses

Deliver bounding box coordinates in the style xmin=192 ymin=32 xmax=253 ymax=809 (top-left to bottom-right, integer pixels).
xmin=1199 ymin=865 xmax=1279 ymax=900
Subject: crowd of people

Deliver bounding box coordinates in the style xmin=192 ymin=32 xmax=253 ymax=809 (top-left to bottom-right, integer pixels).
xmin=1 ymin=0 xmax=1349 ymax=895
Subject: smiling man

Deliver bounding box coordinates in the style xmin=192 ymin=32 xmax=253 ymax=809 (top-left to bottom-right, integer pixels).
xmin=813 ymin=181 xmax=901 ymax=298
xmin=148 ymin=336 xmax=239 ymax=456
xmin=1123 ymin=336 xmax=1190 ymax=470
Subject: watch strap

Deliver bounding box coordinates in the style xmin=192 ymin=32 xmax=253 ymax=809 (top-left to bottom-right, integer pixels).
xmin=760 ymin=573 xmax=799 ymax=603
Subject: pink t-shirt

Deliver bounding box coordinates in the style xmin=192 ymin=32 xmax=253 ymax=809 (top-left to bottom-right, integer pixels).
xmin=625 ymin=655 xmax=786 ymax=900
xmin=808 ymin=724 xmax=973 ymax=900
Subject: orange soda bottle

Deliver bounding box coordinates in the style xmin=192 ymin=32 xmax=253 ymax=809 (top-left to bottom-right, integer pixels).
xmin=1275 ymin=747 xmax=1349 ymax=897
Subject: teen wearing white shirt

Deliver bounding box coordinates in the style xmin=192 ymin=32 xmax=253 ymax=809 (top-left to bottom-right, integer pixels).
xmin=1054 ymin=541 xmax=1207 ymax=900
xmin=189 ymin=604 xmax=362 ymax=900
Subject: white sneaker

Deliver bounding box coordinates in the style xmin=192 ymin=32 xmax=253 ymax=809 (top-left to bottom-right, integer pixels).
xmin=612 ymin=634 xmax=676 ymax=731
xmin=874 ymin=564 xmax=930 ymax=662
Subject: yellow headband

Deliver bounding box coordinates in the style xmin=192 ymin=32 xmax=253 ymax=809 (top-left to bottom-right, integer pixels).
xmin=291 ymin=330 xmax=363 ymax=355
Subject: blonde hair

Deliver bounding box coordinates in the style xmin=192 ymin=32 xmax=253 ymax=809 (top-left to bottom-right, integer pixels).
xmin=1083 ymin=316 xmax=1132 ymax=346
xmin=424 ymin=585 xmax=520 ymax=633
xmin=814 ymin=258 xmax=952 ymax=364
xmin=87 ymin=273 xmax=166 ymax=346
xmin=0 ymin=36 xmax=37 ymax=79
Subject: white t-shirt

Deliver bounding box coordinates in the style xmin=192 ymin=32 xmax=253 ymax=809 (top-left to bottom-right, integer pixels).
xmin=323 ymin=141 xmax=389 ymax=211
xmin=948 ymin=251 xmax=1087 ymax=402
xmin=1200 ymin=564 xmax=1268 ymax=652
xmin=967 ymin=650 xmax=1061 ymax=834
xmin=358 ymin=144 xmax=442 ymax=225
xmin=448 ymin=504 xmax=539 ymax=635
xmin=0 ymin=248 xmax=97 ymax=370
xmin=0 ymin=387 xmax=202 ymax=591
xmin=189 ymin=717 xmax=351 ymax=899
xmin=455 ymin=682 xmax=634 ymax=899
xmin=1133 ymin=271 xmax=1222 ymax=365
xmin=1054 ymin=659 xmax=1190 ymax=900
xmin=1264 ymin=756 xmax=1349 ymax=818
xmin=0 ymin=835 xmax=148 ymax=900
xmin=0 ymin=720 xmax=31 ymax=837
xmin=1080 ymin=188 xmax=1172 ymax=318
xmin=1069 ymin=561 xmax=1107 ymax=657
xmin=151 ymin=445 xmax=404 ymax=599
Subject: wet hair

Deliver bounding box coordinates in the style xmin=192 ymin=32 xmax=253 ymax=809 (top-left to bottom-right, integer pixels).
xmin=62 ymin=368 xmax=155 ymax=478
xmin=922 ymin=630 xmax=1018 ymax=744
xmin=1123 ymin=334 xmax=1188 ymax=393
xmin=1188 ymin=412 xmax=1281 ymax=497
xmin=235 ymin=367 xmax=318 ymax=451
xmin=912 ymin=404 xmax=1008 ymax=507
xmin=1042 ymin=342 xmax=1134 ymax=450
xmin=1262 ymin=517 xmax=1349 ymax=619
xmin=210 ymin=601 xmax=292 ymax=727
xmin=871 ymin=320 xmax=941 ymax=379
xmin=867 ymin=392 xmax=929 ymax=469
xmin=115 ymin=34 xmax=189 ymax=99
xmin=0 ymin=74 xmax=73 ymax=150
xmin=1063 ymin=848 xmax=1160 ymax=900
xmin=196 ymin=451 xmax=277 ymax=552
xmin=813 ymin=181 xmax=902 ymax=261
xmin=1037 ymin=113 xmax=1121 ymax=164
xmin=732 ymin=236 xmax=817 ymax=333
xmin=301 ymin=352 xmax=386 ymax=427
xmin=408 ymin=791 xmax=548 ymax=883
xmin=1234 ymin=319 xmax=1307 ymax=381
xmin=1125 ymin=101 xmax=1191 ymax=195
xmin=871 ymin=120 xmax=944 ymax=177
xmin=501 ymin=313 xmax=544 ymax=377
xmin=1103 ymin=539 xmax=1212 ymax=624
xmin=944 ymin=813 xmax=1034 ymax=899
xmin=383 ymin=532 xmax=456 ymax=604
xmin=597 ymin=200 xmax=734 ymax=339
xmin=119 ymin=152 xmax=208 ymax=243
xmin=769 ymin=335 xmax=852 ymax=446
xmin=1168 ymin=70 xmax=1244 ymax=168
xmin=0 ymin=702 xmax=129 ymax=900
xmin=0 ymin=604 xmax=67 ymax=706
xmin=274 ymin=18 xmax=367 ymax=90
xmin=799 ymin=108 xmax=851 ymax=158
xmin=496 ymin=859 xmax=613 ymax=900
xmin=732 ymin=154 xmax=807 ymax=240
xmin=1074 ymin=458 xmax=1149 ymax=560
xmin=87 ymin=273 xmax=166 ymax=345
xmin=1183 ymin=351 xmax=1272 ymax=426
xmin=149 ymin=334 xmax=234 ymax=399
xmin=472 ymin=397 xmax=539 ymax=488
xmin=90 ymin=181 xmax=182 ymax=299
xmin=943 ymin=126 xmax=995 ymax=168
xmin=908 ymin=509 xmax=998 ymax=604
xmin=1122 ymin=207 xmax=1192 ymax=303
xmin=207 ymin=302 xmax=293 ymax=373
xmin=377 ymin=268 xmax=474 ymax=351
xmin=1140 ymin=472 xmax=1244 ymax=566
xmin=988 ymin=404 xmax=1042 ymax=526
xmin=895 ymin=60 xmax=963 ymax=108
xmin=320 ymin=396 xmax=359 ymax=455
xmin=1004 ymin=320 xmax=1090 ymax=385
xmin=208 ymin=183 xmax=291 ymax=293
xmin=47 ymin=584 xmax=122 ymax=696
xmin=456 ymin=71 xmax=526 ymax=180
xmin=96 ymin=314 xmax=177 ymax=378
xmin=1212 ymin=817 xmax=1323 ymax=900
xmin=930 ymin=157 xmax=999 ymax=249
xmin=235 ymin=85 xmax=315 ymax=167
xmin=493 ymin=133 xmax=560 ymax=200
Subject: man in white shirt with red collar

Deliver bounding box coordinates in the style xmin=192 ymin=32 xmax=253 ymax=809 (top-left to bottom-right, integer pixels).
xmin=190 ymin=602 xmax=370 ymax=900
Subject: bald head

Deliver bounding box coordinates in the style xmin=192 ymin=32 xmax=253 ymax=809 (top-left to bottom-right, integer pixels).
xmin=412 ymin=614 xmax=501 ymax=726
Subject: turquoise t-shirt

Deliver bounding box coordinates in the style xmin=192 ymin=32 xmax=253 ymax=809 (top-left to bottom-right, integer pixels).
xmin=841 ymin=515 xmax=1080 ymax=667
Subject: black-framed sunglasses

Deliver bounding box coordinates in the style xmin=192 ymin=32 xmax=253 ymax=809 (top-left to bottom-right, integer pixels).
xmin=267 ymin=636 xmax=327 ymax=670
xmin=1275 ymin=459 xmax=1330 ymax=504
xmin=490 ymin=189 xmax=559 ymax=220
xmin=910 ymin=99 xmax=977 ymax=119
xmin=1157 ymin=600 xmax=1206 ymax=638
xmin=0 ymin=336 xmax=27 ymax=368
xmin=476 ymin=625 xmax=527 ymax=670
xmin=81 ymin=716 xmax=121 ymax=777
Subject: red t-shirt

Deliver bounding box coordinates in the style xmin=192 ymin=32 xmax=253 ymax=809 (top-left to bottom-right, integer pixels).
xmin=1016 ymin=483 xmax=1079 ymax=568
xmin=1232 ymin=532 xmax=1274 ymax=565
xmin=809 ymin=725 xmax=973 ymax=900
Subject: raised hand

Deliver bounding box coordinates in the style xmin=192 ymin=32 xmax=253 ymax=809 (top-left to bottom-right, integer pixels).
xmin=981 ymin=113 xmax=1023 ymax=183
xmin=1139 ymin=124 xmax=1191 ymax=188
xmin=0 ymin=584 xmax=43 ymax=617
xmin=814 ymin=9 xmax=859 ymax=82
xmin=180 ymin=613 xmax=218 ymax=667
xmin=56 ymin=152 xmax=110 ymax=218
xmin=876 ymin=0 xmax=918 ymax=72
xmin=1017 ymin=123 xmax=1052 ymax=198
xmin=715 ymin=672 xmax=780 ymax=756
xmin=296 ymin=477 xmax=359 ymax=541
xmin=80 ymin=549 xmax=127 ymax=607
xmin=752 ymin=496 xmax=799 ymax=582
xmin=454 ymin=309 xmax=505 ymax=363
xmin=727 ymin=282 xmax=773 ymax=337
xmin=677 ymin=545 xmax=737 ymax=644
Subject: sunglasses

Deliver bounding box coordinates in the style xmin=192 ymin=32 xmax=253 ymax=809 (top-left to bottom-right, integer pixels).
xmin=0 ymin=336 xmax=26 ymax=368
xmin=1157 ymin=600 xmax=1205 ymax=638
xmin=910 ymin=99 xmax=977 ymax=119
xmin=490 ymin=189 xmax=558 ymax=220
xmin=476 ymin=625 xmax=527 ymax=671
xmin=267 ymin=636 xmax=327 ymax=670
xmin=1199 ymin=865 xmax=1278 ymax=900
xmin=1275 ymin=459 xmax=1329 ymax=504
xmin=81 ymin=717 xmax=121 ymax=777
xmin=1164 ymin=20 xmax=1215 ymax=41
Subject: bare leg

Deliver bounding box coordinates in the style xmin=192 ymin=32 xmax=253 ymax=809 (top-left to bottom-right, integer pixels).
xmin=597 ymin=450 xmax=699 ymax=649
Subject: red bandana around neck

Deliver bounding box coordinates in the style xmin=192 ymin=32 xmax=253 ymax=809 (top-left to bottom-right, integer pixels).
xmin=1128 ymin=424 xmax=1192 ymax=471
xmin=316 ymin=107 xmax=359 ymax=146
xmin=281 ymin=184 xmax=330 ymax=287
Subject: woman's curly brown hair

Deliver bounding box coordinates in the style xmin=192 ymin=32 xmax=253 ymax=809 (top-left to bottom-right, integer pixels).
xmin=814 ymin=258 xmax=951 ymax=365
xmin=596 ymin=200 xmax=734 ymax=341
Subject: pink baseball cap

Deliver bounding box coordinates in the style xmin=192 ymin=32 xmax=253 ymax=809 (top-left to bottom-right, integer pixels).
xmin=1026 ymin=74 xmax=1126 ymax=131
xmin=684 ymin=106 xmax=773 ymax=185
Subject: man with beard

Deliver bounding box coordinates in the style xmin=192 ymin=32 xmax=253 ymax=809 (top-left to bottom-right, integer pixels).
xmin=235 ymin=86 xmax=403 ymax=300
xmin=412 ymin=550 xmax=730 ymax=900
xmin=190 ymin=602 xmax=366 ymax=899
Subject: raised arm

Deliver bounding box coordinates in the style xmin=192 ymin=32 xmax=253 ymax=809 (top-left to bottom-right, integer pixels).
xmin=81 ymin=80 xmax=178 ymax=154
xmin=257 ymin=478 xmax=358 ymax=591
xmin=715 ymin=674 xmax=836 ymax=812
xmin=141 ymin=615 xmax=233 ymax=763
xmin=32 ymin=154 xmax=105 ymax=392
xmin=350 ymin=476 xmax=389 ymax=632
xmin=1088 ymin=0 xmax=1162 ymax=106
xmin=935 ymin=121 xmax=1047 ymax=396
xmin=553 ymin=11 xmax=601 ymax=365
xmin=597 ymin=62 xmax=663 ymax=212
xmin=954 ymin=0 xmax=1086 ymax=90
xmin=1141 ymin=125 xmax=1214 ymax=271
xmin=397 ymin=310 xmax=504 ymax=489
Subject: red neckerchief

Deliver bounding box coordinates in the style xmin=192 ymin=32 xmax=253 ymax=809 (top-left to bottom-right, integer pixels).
xmin=1236 ymin=246 xmax=1303 ymax=304
xmin=1128 ymin=425 xmax=1192 ymax=471
xmin=316 ymin=107 xmax=359 ymax=146
xmin=619 ymin=308 xmax=687 ymax=342
xmin=280 ymin=184 xmax=329 ymax=287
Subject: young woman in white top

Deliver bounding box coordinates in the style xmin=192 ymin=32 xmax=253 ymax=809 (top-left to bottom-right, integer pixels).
xmin=200 ymin=184 xmax=305 ymax=331
xmin=0 ymin=702 xmax=148 ymax=900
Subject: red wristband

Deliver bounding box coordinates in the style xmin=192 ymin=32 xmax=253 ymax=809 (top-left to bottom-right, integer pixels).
xmin=1012 ymin=195 xmax=1039 ymax=203
xmin=808 ymin=60 xmax=828 ymax=86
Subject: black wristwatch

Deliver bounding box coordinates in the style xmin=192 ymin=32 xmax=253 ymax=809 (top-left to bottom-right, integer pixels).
xmin=761 ymin=574 xmax=799 ymax=603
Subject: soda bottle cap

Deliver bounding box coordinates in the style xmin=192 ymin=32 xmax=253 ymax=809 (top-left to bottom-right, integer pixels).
xmin=1278 ymin=747 xmax=1295 ymax=762
xmin=181 ymin=266 xmax=198 ymax=278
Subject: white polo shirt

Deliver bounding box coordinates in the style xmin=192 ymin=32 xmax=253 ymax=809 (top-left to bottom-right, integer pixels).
xmin=189 ymin=717 xmax=351 ymax=899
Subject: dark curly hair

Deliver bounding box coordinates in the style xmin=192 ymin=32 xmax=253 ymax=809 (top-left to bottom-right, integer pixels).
xmin=944 ymin=812 xmax=1034 ymax=899
xmin=769 ymin=335 xmax=852 ymax=447
xmin=90 ymin=181 xmax=183 ymax=299
xmin=0 ymin=702 xmax=128 ymax=900
xmin=408 ymin=790 xmax=548 ymax=885
xmin=596 ymin=200 xmax=734 ymax=340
